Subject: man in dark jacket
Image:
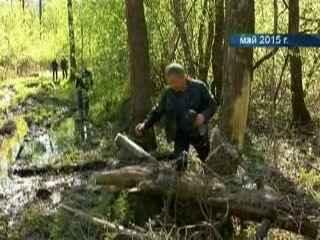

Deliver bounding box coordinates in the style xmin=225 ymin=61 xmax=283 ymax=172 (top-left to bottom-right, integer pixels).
xmin=76 ymin=67 xmax=93 ymax=121
xmin=60 ymin=56 xmax=68 ymax=79
xmin=135 ymin=63 xmax=217 ymax=170
xmin=51 ymin=59 xmax=58 ymax=83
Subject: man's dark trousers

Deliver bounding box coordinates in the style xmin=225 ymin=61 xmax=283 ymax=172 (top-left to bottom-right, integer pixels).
xmin=171 ymin=131 xmax=210 ymax=162
xmin=62 ymin=69 xmax=67 ymax=79
xmin=52 ymin=70 xmax=58 ymax=82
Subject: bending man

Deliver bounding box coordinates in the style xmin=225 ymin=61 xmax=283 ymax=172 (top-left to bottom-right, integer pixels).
xmin=135 ymin=63 xmax=217 ymax=170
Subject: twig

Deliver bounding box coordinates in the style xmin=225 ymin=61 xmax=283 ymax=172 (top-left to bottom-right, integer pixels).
xmin=61 ymin=204 xmax=146 ymax=239
xmin=273 ymin=52 xmax=289 ymax=107
xmin=281 ymin=0 xmax=289 ymax=9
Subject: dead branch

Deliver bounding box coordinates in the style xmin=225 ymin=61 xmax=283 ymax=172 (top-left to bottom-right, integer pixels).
xmin=61 ymin=204 xmax=146 ymax=239
xmin=115 ymin=133 xmax=158 ymax=163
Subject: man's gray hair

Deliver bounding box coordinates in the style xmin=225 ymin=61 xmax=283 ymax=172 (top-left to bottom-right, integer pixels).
xmin=165 ymin=63 xmax=185 ymax=77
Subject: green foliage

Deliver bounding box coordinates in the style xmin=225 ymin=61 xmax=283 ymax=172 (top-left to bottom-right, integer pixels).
xmin=298 ymin=169 xmax=320 ymax=194
xmin=1 ymin=1 xmax=320 ymax=240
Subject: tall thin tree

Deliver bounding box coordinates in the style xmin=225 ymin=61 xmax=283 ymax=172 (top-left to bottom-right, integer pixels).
xmin=218 ymin=0 xmax=255 ymax=151
xmin=20 ymin=0 xmax=25 ymax=11
xmin=171 ymin=0 xmax=196 ymax=77
xmin=211 ymin=0 xmax=224 ymax=103
xmin=288 ymin=0 xmax=311 ymax=126
xmin=39 ymin=0 xmax=42 ymax=25
xmin=125 ymin=0 xmax=156 ymax=150
xmin=198 ymin=0 xmax=214 ymax=82
xmin=67 ymin=0 xmax=77 ymax=82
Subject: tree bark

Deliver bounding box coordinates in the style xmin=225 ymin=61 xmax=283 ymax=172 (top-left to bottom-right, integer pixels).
xmin=211 ymin=0 xmax=224 ymax=103
xmin=67 ymin=0 xmax=77 ymax=82
xmin=171 ymin=0 xmax=196 ymax=77
xmin=125 ymin=0 xmax=156 ymax=150
xmin=218 ymin=0 xmax=254 ymax=151
xmin=288 ymin=0 xmax=311 ymax=126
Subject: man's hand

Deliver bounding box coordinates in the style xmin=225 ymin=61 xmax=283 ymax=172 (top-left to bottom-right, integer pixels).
xmin=194 ymin=114 xmax=205 ymax=126
xmin=135 ymin=123 xmax=145 ymax=136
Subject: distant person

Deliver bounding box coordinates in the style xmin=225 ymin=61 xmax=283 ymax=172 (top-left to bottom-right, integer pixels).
xmin=60 ymin=56 xmax=68 ymax=79
xmin=75 ymin=67 xmax=93 ymax=121
xmin=51 ymin=59 xmax=58 ymax=84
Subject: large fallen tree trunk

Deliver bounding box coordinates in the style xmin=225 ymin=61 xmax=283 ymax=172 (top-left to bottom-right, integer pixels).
xmin=9 ymin=159 xmax=113 ymax=177
xmin=91 ymin=134 xmax=320 ymax=239
xmin=93 ymin=164 xmax=320 ymax=238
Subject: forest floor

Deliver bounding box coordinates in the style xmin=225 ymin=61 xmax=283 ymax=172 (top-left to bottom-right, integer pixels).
xmin=0 ymin=74 xmax=319 ymax=239
xmin=0 ymin=73 xmax=118 ymax=240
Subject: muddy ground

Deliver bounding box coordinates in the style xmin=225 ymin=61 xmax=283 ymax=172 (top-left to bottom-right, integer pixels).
xmin=0 ymin=75 xmax=110 ymax=239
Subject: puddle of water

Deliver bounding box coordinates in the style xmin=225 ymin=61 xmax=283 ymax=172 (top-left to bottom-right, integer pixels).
xmin=0 ymin=116 xmax=91 ymax=179
xmin=0 ymin=116 xmax=28 ymax=178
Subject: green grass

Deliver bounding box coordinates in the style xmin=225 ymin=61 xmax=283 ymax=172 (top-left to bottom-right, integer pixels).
xmin=7 ymin=190 xmax=135 ymax=240
xmin=0 ymin=73 xmax=52 ymax=111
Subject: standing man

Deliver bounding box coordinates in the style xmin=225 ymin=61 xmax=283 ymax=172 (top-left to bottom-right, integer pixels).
xmin=135 ymin=63 xmax=217 ymax=171
xmin=51 ymin=59 xmax=58 ymax=83
xmin=60 ymin=56 xmax=68 ymax=79
xmin=75 ymin=67 xmax=93 ymax=121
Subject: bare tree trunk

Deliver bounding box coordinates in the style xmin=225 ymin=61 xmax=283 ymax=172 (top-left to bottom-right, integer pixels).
xmin=21 ymin=0 xmax=25 ymax=11
xmin=39 ymin=0 xmax=42 ymax=24
xmin=67 ymin=0 xmax=77 ymax=82
xmin=288 ymin=0 xmax=311 ymax=126
xmin=198 ymin=0 xmax=214 ymax=82
xmin=211 ymin=0 xmax=224 ymax=103
xmin=39 ymin=0 xmax=43 ymax=37
xmin=171 ymin=0 xmax=196 ymax=77
xmin=125 ymin=0 xmax=156 ymax=150
xmin=218 ymin=0 xmax=254 ymax=152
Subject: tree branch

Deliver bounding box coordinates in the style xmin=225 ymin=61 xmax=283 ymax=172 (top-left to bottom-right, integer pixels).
xmin=253 ymin=48 xmax=279 ymax=71
xmin=61 ymin=204 xmax=146 ymax=239
xmin=273 ymin=53 xmax=289 ymax=106
xmin=281 ymin=0 xmax=289 ymax=9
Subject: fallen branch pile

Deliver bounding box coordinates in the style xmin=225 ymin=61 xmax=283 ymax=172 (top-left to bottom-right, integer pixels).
xmin=92 ymin=133 xmax=320 ymax=239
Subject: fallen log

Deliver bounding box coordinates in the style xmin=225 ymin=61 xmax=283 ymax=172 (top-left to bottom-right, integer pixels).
xmin=61 ymin=204 xmax=146 ymax=239
xmin=93 ymin=164 xmax=320 ymax=239
xmin=115 ymin=133 xmax=158 ymax=164
xmin=10 ymin=133 xmax=159 ymax=178
xmin=9 ymin=159 xmax=113 ymax=177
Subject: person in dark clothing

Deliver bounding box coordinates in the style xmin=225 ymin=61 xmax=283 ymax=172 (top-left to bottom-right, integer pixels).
xmin=60 ymin=56 xmax=68 ymax=79
xmin=75 ymin=67 xmax=93 ymax=121
xmin=51 ymin=59 xmax=58 ymax=83
xmin=135 ymin=63 xmax=217 ymax=171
